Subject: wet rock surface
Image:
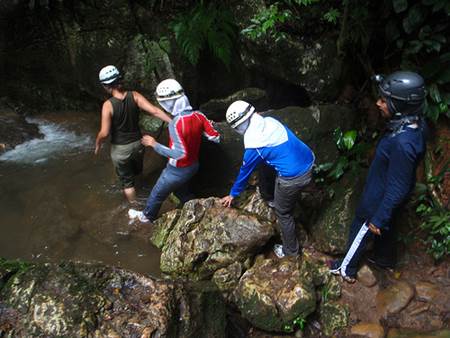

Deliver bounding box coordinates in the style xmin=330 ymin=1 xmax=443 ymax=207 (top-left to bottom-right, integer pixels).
xmin=233 ymin=257 xmax=316 ymax=332
xmin=231 ymin=1 xmax=342 ymax=102
xmin=386 ymin=328 xmax=450 ymax=338
xmin=151 ymin=197 xmax=275 ymax=280
xmin=0 ymin=104 xmax=41 ymax=152
xmin=357 ymin=264 xmax=378 ymax=288
xmin=350 ymin=322 xmax=385 ymax=338
xmin=376 ymin=281 xmax=415 ymax=317
xmin=0 ymin=259 xmax=226 ymax=338
xmin=310 ymin=172 xmax=366 ymax=254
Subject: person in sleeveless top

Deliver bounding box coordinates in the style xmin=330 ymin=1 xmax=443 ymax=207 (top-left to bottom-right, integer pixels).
xmin=95 ymin=65 xmax=171 ymax=202
xmin=127 ymin=79 xmax=220 ymax=223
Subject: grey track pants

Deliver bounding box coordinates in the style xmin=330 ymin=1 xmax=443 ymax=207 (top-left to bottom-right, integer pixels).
xmin=274 ymin=169 xmax=312 ymax=256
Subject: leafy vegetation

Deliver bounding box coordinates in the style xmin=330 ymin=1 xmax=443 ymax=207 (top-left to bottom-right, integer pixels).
xmin=415 ymin=161 xmax=450 ymax=260
xmin=314 ymin=128 xmax=369 ymax=184
xmin=241 ymin=3 xmax=292 ymax=41
xmin=283 ymin=314 xmax=307 ymax=332
xmin=384 ymin=0 xmax=450 ymax=122
xmin=171 ymin=1 xmax=237 ymax=68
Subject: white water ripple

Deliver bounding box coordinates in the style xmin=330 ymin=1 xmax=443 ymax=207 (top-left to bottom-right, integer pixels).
xmin=0 ymin=117 xmax=92 ymax=164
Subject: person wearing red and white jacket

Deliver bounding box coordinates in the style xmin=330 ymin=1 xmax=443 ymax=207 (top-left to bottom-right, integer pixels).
xmin=128 ymin=79 xmax=220 ymax=223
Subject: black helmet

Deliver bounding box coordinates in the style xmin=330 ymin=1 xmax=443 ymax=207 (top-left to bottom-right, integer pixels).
xmin=373 ymin=71 xmax=426 ymax=118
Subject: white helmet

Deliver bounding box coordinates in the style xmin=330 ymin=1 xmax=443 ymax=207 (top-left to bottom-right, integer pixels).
xmin=155 ymin=79 xmax=184 ymax=102
xmin=226 ymin=100 xmax=255 ymax=128
xmin=99 ymin=65 xmax=121 ymax=84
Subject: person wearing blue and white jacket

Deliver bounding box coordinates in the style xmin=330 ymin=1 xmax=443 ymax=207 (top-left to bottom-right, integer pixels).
xmin=220 ymin=101 xmax=315 ymax=258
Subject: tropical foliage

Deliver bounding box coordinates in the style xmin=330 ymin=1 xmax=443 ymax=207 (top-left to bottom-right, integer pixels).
xmin=385 ymin=0 xmax=450 ymax=122
xmin=171 ymin=1 xmax=237 ymax=68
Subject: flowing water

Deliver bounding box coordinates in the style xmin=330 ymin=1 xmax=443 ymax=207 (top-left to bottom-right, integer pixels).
xmin=0 ymin=111 xmax=162 ymax=276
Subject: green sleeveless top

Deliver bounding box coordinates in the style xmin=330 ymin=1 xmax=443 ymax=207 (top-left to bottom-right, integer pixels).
xmin=109 ymin=91 xmax=142 ymax=145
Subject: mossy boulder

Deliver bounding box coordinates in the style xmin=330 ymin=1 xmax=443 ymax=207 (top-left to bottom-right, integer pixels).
xmin=0 ymin=261 xmax=177 ymax=337
xmin=233 ymin=257 xmax=316 ymax=332
xmin=231 ymin=0 xmax=342 ymax=102
xmin=212 ymin=262 xmax=243 ymax=295
xmin=151 ymin=197 xmax=275 ymax=280
xmin=0 ymin=260 xmax=227 ymax=338
xmin=319 ymin=301 xmax=349 ymax=337
xmin=310 ymin=171 xmax=366 ymax=254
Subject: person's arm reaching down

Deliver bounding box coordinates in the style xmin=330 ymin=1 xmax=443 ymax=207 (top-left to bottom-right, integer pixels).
xmin=95 ymin=101 xmax=112 ymax=155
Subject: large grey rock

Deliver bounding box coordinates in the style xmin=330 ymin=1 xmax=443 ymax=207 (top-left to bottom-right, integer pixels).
xmin=318 ymin=301 xmax=349 ymax=337
xmin=231 ymin=1 xmax=342 ymax=102
xmin=0 ymin=259 xmax=227 ymax=338
xmin=310 ymin=171 xmax=366 ymax=254
xmin=151 ymin=197 xmax=275 ymax=280
xmin=232 ymin=257 xmax=316 ymax=333
xmin=199 ymin=88 xmax=269 ymax=121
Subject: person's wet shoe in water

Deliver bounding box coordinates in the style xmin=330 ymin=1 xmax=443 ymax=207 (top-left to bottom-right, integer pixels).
xmin=128 ymin=208 xmax=150 ymax=223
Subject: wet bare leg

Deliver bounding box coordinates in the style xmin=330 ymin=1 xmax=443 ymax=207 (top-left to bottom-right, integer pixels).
xmin=123 ymin=187 xmax=136 ymax=203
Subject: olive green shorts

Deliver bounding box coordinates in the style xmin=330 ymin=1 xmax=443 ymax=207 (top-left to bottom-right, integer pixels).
xmin=110 ymin=140 xmax=144 ymax=188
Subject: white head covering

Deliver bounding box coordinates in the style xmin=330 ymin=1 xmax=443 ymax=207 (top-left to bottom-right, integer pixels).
xmin=243 ymin=114 xmax=288 ymax=149
xmin=159 ymin=95 xmax=192 ymax=116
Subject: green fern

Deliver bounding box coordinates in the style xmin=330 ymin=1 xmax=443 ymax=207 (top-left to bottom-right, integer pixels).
xmin=171 ymin=2 xmax=236 ymax=68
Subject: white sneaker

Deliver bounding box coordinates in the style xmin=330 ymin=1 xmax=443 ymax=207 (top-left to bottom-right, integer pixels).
xmin=128 ymin=209 xmax=150 ymax=223
xmin=273 ymin=244 xmax=286 ymax=258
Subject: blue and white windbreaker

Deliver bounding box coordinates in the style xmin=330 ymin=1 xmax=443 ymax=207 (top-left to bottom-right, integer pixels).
xmin=230 ymin=114 xmax=315 ymax=197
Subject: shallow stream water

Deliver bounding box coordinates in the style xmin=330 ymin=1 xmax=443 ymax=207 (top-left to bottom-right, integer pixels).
xmin=0 ymin=111 xmax=162 ymax=276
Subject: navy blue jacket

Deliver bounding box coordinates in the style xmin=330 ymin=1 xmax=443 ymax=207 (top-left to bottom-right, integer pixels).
xmin=356 ymin=125 xmax=427 ymax=230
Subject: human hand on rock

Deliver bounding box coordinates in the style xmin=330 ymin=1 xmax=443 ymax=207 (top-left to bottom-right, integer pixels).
xmin=220 ymin=195 xmax=234 ymax=208
xmin=141 ymin=135 xmax=156 ymax=147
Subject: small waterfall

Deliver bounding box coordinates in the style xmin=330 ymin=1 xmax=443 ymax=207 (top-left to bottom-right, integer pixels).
xmin=0 ymin=117 xmax=92 ymax=164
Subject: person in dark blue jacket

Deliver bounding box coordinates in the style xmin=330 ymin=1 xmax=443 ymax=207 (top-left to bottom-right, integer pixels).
xmin=330 ymin=71 xmax=427 ymax=283
xmin=220 ymin=100 xmax=315 ymax=258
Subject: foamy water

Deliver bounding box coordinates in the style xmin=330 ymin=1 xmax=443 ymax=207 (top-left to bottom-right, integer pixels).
xmin=0 ymin=117 xmax=92 ymax=163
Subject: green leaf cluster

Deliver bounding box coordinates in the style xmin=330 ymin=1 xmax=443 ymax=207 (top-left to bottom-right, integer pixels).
xmin=241 ymin=3 xmax=292 ymax=42
xmin=282 ymin=314 xmax=307 ymax=332
xmin=171 ymin=1 xmax=236 ymax=68
xmin=386 ymin=0 xmax=450 ymax=122
xmin=314 ymin=128 xmax=368 ymax=184
xmin=415 ymin=161 xmax=450 ymax=260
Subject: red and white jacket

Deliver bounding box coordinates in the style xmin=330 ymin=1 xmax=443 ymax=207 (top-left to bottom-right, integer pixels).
xmin=154 ymin=110 xmax=220 ymax=167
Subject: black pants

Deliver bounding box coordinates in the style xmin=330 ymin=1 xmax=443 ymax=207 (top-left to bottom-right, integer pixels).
xmin=340 ymin=215 xmax=398 ymax=277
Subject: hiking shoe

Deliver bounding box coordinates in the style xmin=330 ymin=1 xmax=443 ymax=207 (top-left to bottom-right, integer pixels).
xmin=273 ymin=244 xmax=286 ymax=258
xmin=128 ymin=209 xmax=150 ymax=223
xmin=328 ymin=259 xmax=342 ymax=275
